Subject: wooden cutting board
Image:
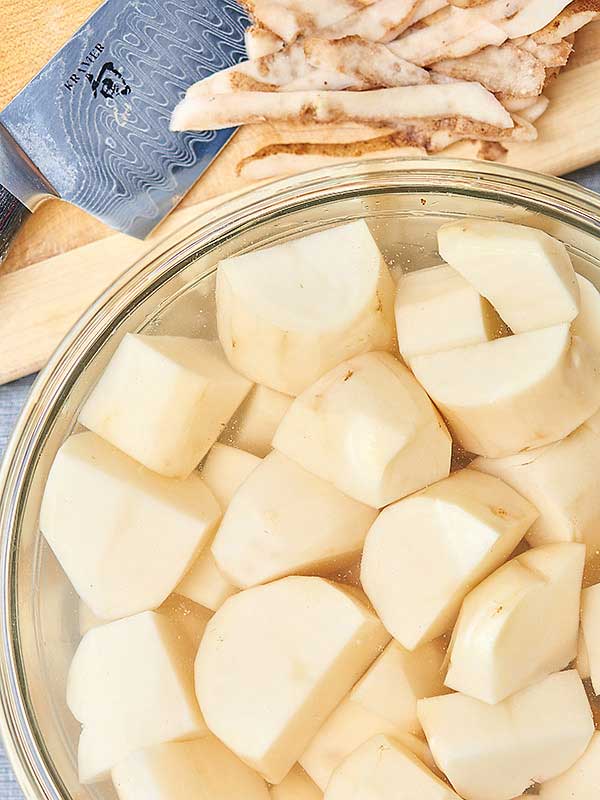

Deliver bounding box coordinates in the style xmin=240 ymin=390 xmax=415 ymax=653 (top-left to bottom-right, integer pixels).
xmin=2 ymin=1 xmax=600 ymax=385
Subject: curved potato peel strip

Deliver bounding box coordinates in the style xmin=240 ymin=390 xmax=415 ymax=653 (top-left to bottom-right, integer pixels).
xmin=432 ymin=42 xmax=545 ymax=96
xmin=171 ymin=82 xmax=513 ymax=132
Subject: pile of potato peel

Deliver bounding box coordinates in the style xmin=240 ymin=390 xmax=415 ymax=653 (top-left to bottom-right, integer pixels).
xmin=170 ymin=0 xmax=600 ymax=178
xmin=41 ymin=217 xmax=600 ymax=800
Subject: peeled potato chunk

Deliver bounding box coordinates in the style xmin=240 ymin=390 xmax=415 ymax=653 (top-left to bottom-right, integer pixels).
xmin=300 ymin=697 xmax=435 ymax=791
xmin=211 ymin=451 xmax=377 ymax=588
xmin=395 ymin=264 xmax=506 ymax=361
xmin=325 ymin=734 xmax=462 ymax=800
xmin=437 ymin=220 xmax=579 ymax=333
xmin=539 ymin=731 xmax=600 ymax=800
xmin=177 ymin=444 xmax=260 ymax=610
xmin=216 ymin=220 xmax=396 ymax=396
xmin=418 ymin=670 xmax=594 ymax=800
xmin=361 ymin=469 xmax=537 ymax=649
xmin=445 ymin=543 xmax=585 ymax=704
xmin=351 ymin=639 xmax=447 ymax=735
xmin=40 ymin=432 xmax=221 ymax=621
xmin=112 ymin=735 xmax=269 ymax=800
xmin=67 ymin=611 xmax=205 ymax=783
xmin=195 ymin=576 xmax=390 ymax=784
xmin=581 ymin=583 xmax=600 ymax=695
xmin=573 ymin=274 xmax=600 ymax=354
xmin=273 ymin=351 xmax=452 ymax=508
xmin=270 ymin=765 xmax=322 ymax=800
xmin=411 ymin=323 xmax=600 ymax=457
xmin=224 ymin=384 xmax=293 ymax=457
xmin=79 ymin=334 xmax=252 ymax=478
xmin=472 ymin=410 xmax=600 ymax=556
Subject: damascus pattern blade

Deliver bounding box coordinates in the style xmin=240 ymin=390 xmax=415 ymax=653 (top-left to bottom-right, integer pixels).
xmin=0 ymin=0 xmax=250 ymax=238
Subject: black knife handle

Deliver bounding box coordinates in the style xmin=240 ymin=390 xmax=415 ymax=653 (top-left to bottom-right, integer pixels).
xmin=0 ymin=184 xmax=29 ymax=264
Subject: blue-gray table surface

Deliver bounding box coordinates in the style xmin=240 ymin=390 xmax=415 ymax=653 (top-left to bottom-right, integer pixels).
xmin=1 ymin=162 xmax=600 ymax=797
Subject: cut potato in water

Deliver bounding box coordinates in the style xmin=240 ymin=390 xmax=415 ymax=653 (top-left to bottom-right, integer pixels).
xmin=216 ymin=221 xmax=396 ymax=396
xmin=199 ymin=442 xmax=261 ymax=508
xmin=445 ymin=543 xmax=585 ymax=704
xmin=177 ymin=443 xmax=259 ymax=610
xmin=112 ymin=735 xmax=270 ymax=800
xmin=411 ymin=324 xmax=600 ymax=457
xmin=437 ymin=220 xmax=579 ymax=333
xmin=212 ymin=451 xmax=377 ymax=588
xmin=79 ymin=334 xmax=252 ymax=478
xmin=270 ymin=765 xmax=322 ymax=800
xmin=273 ymin=351 xmax=452 ymax=508
xmin=538 ymin=731 xmax=600 ymax=800
xmin=224 ymin=385 xmax=293 ymax=457
xmin=40 ymin=432 xmax=221 ymax=621
xmin=581 ymin=583 xmax=600 ymax=695
xmin=350 ymin=639 xmax=447 ymax=735
xmin=300 ymin=696 xmax=435 ymax=791
xmin=573 ymin=274 xmax=600 ymax=354
xmin=472 ymin=411 xmax=600 ymax=556
xmin=325 ymin=734 xmax=462 ymax=800
xmin=195 ymin=576 xmax=389 ymax=784
xmin=395 ymin=264 xmax=507 ymax=360
xmin=67 ymin=611 xmax=206 ymax=783
xmin=361 ymin=469 xmax=537 ymax=649
xmin=418 ymin=670 xmax=594 ymax=800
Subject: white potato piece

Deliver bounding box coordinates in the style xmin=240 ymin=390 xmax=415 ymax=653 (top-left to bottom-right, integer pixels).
xmin=79 ymin=334 xmax=252 ymax=478
xmin=361 ymin=469 xmax=537 ymax=649
xmin=40 ymin=432 xmax=221 ymax=621
xmin=67 ymin=611 xmax=205 ymax=783
xmin=224 ymin=385 xmax=293 ymax=457
xmin=177 ymin=443 xmax=260 ymax=609
xmin=300 ymin=696 xmax=435 ymax=791
xmin=351 ymin=639 xmax=447 ymax=734
xmin=325 ymin=734 xmax=462 ymax=800
xmin=472 ymin=411 xmax=600 ymax=555
xmin=112 ymin=735 xmax=269 ymax=800
xmin=437 ymin=220 xmax=579 ymax=332
xmin=573 ymin=274 xmax=600 ymax=354
xmin=271 ymin=765 xmax=322 ymax=800
xmin=394 ymin=264 xmax=506 ymax=360
xmin=539 ymin=731 xmax=600 ymax=800
xmin=410 ymin=324 xmax=600 ymax=457
xmin=196 ymin=576 xmax=390 ymax=783
xmin=581 ymin=583 xmax=600 ymax=695
xmin=216 ymin=221 xmax=396 ymax=396
xmin=212 ymin=451 xmax=378 ymax=588
xmin=418 ymin=670 xmax=594 ymax=800
xmin=445 ymin=543 xmax=585 ymax=703
xmin=273 ymin=351 xmax=452 ymax=508
xmin=199 ymin=442 xmax=261 ymax=507
xmin=177 ymin=550 xmax=236 ymax=612
xmin=577 ymin=626 xmax=592 ymax=681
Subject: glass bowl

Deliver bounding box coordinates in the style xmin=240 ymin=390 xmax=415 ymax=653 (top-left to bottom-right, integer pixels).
xmin=3 ymin=157 xmax=600 ymax=800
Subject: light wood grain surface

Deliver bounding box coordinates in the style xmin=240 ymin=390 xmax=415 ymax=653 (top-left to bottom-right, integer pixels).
xmin=1 ymin=3 xmax=600 ymax=384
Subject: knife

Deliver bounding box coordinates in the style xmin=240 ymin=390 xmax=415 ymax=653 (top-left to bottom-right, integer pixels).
xmin=0 ymin=0 xmax=250 ymax=263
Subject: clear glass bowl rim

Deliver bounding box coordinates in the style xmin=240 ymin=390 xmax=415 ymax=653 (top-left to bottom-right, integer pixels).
xmin=3 ymin=156 xmax=600 ymax=799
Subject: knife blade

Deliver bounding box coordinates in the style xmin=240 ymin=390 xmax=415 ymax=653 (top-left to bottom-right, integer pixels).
xmin=0 ymin=0 xmax=250 ymax=262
